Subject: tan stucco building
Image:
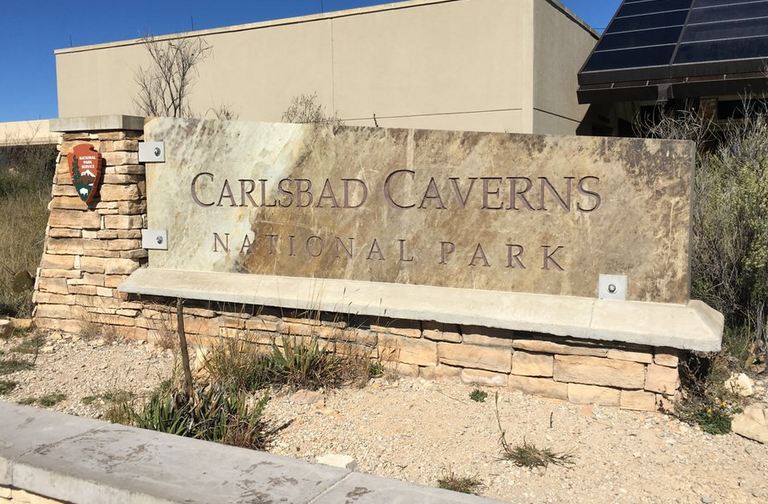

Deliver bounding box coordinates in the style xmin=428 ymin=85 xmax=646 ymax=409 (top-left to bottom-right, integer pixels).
xmin=54 ymin=0 xmax=597 ymax=135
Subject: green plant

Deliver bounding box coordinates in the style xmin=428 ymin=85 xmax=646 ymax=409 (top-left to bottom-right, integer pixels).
xmin=503 ymin=439 xmax=575 ymax=469
xmin=110 ymin=381 xmax=273 ymax=450
xmin=675 ymin=353 xmax=744 ymax=435
xmin=202 ymin=336 xmax=274 ymax=391
xmin=637 ymin=101 xmax=768 ymax=360
xmin=0 ymin=380 xmax=17 ymax=394
xmin=494 ymin=393 xmax=574 ymax=469
xmin=0 ymin=358 xmax=33 ymax=375
xmin=368 ymin=360 xmax=384 ymax=379
xmin=469 ymin=389 xmax=487 ymax=402
xmin=38 ymin=393 xmax=66 ymax=407
xmin=437 ymin=471 xmax=483 ymax=495
xmin=269 ymin=336 xmax=347 ymax=390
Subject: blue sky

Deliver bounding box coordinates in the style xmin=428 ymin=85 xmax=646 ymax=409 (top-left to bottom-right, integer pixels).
xmin=0 ymin=0 xmax=619 ymax=122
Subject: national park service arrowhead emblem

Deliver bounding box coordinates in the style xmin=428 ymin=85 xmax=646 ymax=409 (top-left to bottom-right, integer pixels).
xmin=67 ymin=143 xmax=103 ymax=206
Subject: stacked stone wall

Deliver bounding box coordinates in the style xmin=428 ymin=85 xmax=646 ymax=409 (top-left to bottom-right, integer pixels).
xmin=33 ymin=127 xmax=681 ymax=412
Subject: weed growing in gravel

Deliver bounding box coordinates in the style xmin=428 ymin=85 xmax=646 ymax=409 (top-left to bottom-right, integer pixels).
xmin=20 ymin=393 xmax=67 ymax=407
xmin=368 ymin=360 xmax=384 ymax=379
xmin=11 ymin=334 xmax=44 ymax=355
xmin=674 ymin=352 xmax=744 ymax=435
xmin=37 ymin=393 xmax=67 ymax=407
xmin=503 ymin=440 xmax=574 ymax=469
xmin=0 ymin=358 xmax=33 ymax=375
xmin=470 ymin=389 xmax=487 ymax=402
xmin=108 ymin=381 xmax=275 ymax=450
xmin=494 ymin=393 xmax=574 ymax=469
xmin=203 ymin=335 xmax=378 ymax=391
xmin=437 ymin=470 xmax=483 ymax=495
xmin=82 ymin=389 xmax=135 ymax=407
xmin=0 ymin=380 xmax=17 ymax=394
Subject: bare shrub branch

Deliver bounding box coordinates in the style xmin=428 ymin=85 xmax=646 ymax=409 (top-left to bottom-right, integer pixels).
xmin=134 ymin=36 xmax=211 ymax=118
xmin=282 ymin=93 xmax=343 ymax=126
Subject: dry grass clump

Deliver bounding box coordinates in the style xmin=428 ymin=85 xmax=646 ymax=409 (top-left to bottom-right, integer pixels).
xmin=494 ymin=393 xmax=575 ymax=469
xmin=203 ymin=334 xmax=378 ymax=392
xmin=0 ymin=143 xmax=55 ymax=318
xmin=437 ymin=470 xmax=483 ymax=495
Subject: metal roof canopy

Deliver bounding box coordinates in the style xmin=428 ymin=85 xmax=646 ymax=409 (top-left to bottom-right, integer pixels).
xmin=578 ymin=0 xmax=768 ymax=104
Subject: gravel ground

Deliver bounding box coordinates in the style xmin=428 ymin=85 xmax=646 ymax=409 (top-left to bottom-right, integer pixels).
xmin=1 ymin=331 xmax=766 ymax=503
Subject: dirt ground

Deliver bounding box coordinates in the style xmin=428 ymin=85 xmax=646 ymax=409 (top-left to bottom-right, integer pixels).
xmin=2 ymin=332 xmax=766 ymax=504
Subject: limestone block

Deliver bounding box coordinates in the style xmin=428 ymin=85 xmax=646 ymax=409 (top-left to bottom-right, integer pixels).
xmin=112 ymin=139 xmax=140 ymax=151
xmin=419 ymin=365 xmax=462 ymax=380
xmin=96 ymin=286 xmax=113 ymax=297
xmin=378 ymin=334 xmax=437 ymax=366
xmin=606 ymin=348 xmax=654 ymax=364
xmin=48 ymin=228 xmax=82 ymax=238
xmin=36 ymin=304 xmax=80 ymax=320
xmin=105 ymin=239 xmax=143 ymax=251
xmin=104 ymin=215 xmax=143 ymax=230
xmin=34 ymin=317 xmax=84 ymax=334
xmin=620 ymin=390 xmax=657 ymax=412
xmin=37 ymin=278 xmax=69 ymax=294
xmin=512 ymin=339 xmax=609 ymax=357
xmin=317 ymin=454 xmax=357 ymax=471
xmin=89 ymin=313 xmax=136 ymax=327
xmin=337 ymin=328 xmax=378 ymax=347
xmin=422 ymin=322 xmax=462 ymax=343
xmin=645 ymin=364 xmax=680 ymax=395
xmin=105 ymin=275 xmax=128 ymax=288
xmin=654 ymin=349 xmax=679 ymax=367
xmin=461 ymin=326 xmax=516 ymax=348
xmin=120 ymin=249 xmax=149 ymax=260
xmin=568 ymin=383 xmax=621 ymax=406
xmin=554 ymin=355 xmax=645 ymax=389
xmin=80 ymin=257 xmax=106 ymax=273
xmin=49 ymin=209 xmax=101 ymax=230
xmin=34 ymin=293 xmax=74 ymax=306
xmin=508 ymin=375 xmax=568 ymax=400
xmin=116 ymin=230 xmax=143 ymax=239
xmin=102 ymin=150 xmax=139 ymax=165
xmin=437 ymin=343 xmax=512 ymax=373
xmin=370 ymin=319 xmax=421 ymax=338
xmin=511 ymin=351 xmax=554 ymax=377
xmin=460 ymin=368 xmax=508 ymax=387
xmin=382 ymin=361 xmax=420 ymax=377
xmin=40 ymin=254 xmax=75 ymax=270
xmin=46 ymin=238 xmax=86 ymax=255
xmin=732 ymin=406 xmax=768 ymax=444
xmin=107 ymin=164 xmax=145 ymax=175
xmin=99 ymin=184 xmax=142 ymax=202
xmin=49 ymin=196 xmax=89 ymax=210
xmin=68 ymin=285 xmax=98 ymax=296
xmin=104 ymin=259 xmax=141 ymax=275
xmin=51 ymin=184 xmax=78 ymax=197
xmin=246 ymin=316 xmax=280 ymax=332
xmin=39 ymin=269 xmax=81 ymax=280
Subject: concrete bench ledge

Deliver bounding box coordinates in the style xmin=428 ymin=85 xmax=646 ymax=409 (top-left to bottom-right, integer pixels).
xmin=0 ymin=402 xmax=503 ymax=504
xmin=119 ymin=269 xmax=723 ymax=352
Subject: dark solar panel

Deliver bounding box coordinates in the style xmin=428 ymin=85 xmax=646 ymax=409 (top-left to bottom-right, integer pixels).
xmin=579 ymin=0 xmax=768 ymax=93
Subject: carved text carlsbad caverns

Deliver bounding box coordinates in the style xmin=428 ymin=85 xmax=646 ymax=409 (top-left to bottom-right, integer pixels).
xmin=192 ymin=170 xmax=602 ymax=272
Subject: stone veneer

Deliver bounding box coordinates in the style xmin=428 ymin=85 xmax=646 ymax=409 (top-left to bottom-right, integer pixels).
xmin=33 ymin=125 xmax=680 ymax=412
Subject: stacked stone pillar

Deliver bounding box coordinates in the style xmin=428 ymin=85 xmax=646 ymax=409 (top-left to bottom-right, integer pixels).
xmin=34 ymin=119 xmax=147 ymax=339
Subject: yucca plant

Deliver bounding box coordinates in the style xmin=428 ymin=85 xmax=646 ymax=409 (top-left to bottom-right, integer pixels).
xmin=112 ymin=381 xmax=272 ymax=450
xmin=270 ymin=336 xmax=345 ymax=390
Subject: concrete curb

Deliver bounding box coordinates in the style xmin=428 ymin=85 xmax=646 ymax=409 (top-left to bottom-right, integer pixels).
xmin=0 ymin=401 xmax=505 ymax=504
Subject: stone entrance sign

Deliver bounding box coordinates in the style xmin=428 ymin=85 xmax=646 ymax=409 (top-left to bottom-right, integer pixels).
xmin=145 ymin=118 xmax=693 ymax=304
